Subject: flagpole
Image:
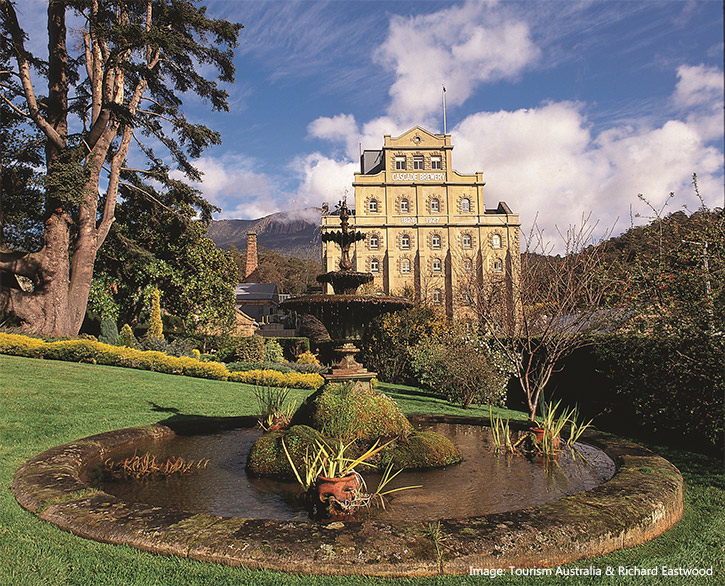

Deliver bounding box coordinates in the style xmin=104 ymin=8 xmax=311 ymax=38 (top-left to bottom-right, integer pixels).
xmin=442 ymin=84 xmax=447 ymax=134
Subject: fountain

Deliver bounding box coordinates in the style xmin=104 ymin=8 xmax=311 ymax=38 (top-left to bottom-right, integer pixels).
xmin=281 ymin=198 xmax=412 ymax=384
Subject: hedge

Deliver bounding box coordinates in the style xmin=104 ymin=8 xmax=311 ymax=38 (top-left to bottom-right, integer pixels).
xmin=227 ymin=369 xmax=324 ymax=390
xmin=0 ymin=333 xmax=324 ymax=390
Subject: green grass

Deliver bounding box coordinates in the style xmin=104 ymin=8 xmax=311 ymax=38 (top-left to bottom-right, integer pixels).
xmin=1 ymin=354 xmax=722 ymax=585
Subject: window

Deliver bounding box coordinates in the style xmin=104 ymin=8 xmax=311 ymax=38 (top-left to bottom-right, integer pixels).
xmin=401 ymin=259 xmax=411 ymax=273
xmin=369 ymin=234 xmax=379 ymax=249
xmin=400 ymin=198 xmax=409 ymax=213
xmin=461 ymin=292 xmax=472 ymax=306
xmin=462 ymin=233 xmax=472 ymax=248
xmin=432 ymin=289 xmax=442 ymax=305
xmin=491 ymin=234 xmax=502 ymax=248
xmin=370 ymin=258 xmax=379 ymax=272
xmin=369 ymin=199 xmax=378 ymax=213
xmin=413 ymin=156 xmax=424 ymax=170
xmin=431 ymin=234 xmax=441 ymax=249
xmin=430 ymin=198 xmax=440 ymax=213
xmin=431 ymin=156 xmax=442 ymax=170
xmin=461 ymin=197 xmax=471 ymax=213
xmin=493 ymin=259 xmax=503 ymax=272
xmin=401 ymin=234 xmax=410 ymax=249
xmin=395 ymin=156 xmax=406 ymax=170
xmin=463 ymin=258 xmax=473 ymax=272
xmin=432 ymin=258 xmax=442 ymax=273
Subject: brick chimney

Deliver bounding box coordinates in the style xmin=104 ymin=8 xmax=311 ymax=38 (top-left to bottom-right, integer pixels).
xmin=244 ymin=231 xmax=258 ymax=278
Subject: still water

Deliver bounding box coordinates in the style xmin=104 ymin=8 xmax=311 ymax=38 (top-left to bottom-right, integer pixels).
xmin=95 ymin=422 xmax=615 ymax=522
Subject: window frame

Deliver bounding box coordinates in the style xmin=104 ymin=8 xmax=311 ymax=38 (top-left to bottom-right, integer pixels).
xmin=370 ymin=258 xmax=379 ymax=272
xmin=400 ymin=198 xmax=409 ymax=213
xmin=413 ymin=156 xmax=424 ymax=170
xmin=432 ymin=258 xmax=442 ymax=273
xmin=369 ymin=199 xmax=378 ymax=213
xmin=369 ymin=234 xmax=379 ymax=250
xmin=491 ymin=234 xmax=502 ymax=248
xmin=400 ymin=234 xmax=411 ymax=250
xmin=431 ymin=156 xmax=442 ymax=170
xmin=431 ymin=234 xmax=441 ymax=249
xmin=462 ymin=233 xmax=472 ymax=249
xmin=395 ymin=156 xmax=406 ymax=170
xmin=430 ymin=198 xmax=440 ymax=213
xmin=401 ymin=258 xmax=411 ymax=273
xmin=461 ymin=197 xmax=471 ymax=213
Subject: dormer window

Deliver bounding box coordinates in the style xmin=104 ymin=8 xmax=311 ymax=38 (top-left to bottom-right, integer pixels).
xmin=395 ymin=156 xmax=406 ymax=170
xmin=369 ymin=199 xmax=378 ymax=213
xmin=369 ymin=234 xmax=379 ymax=249
xmin=461 ymin=197 xmax=471 ymax=213
xmin=401 ymin=234 xmax=410 ymax=250
xmin=400 ymin=198 xmax=409 ymax=213
xmin=413 ymin=156 xmax=424 ymax=170
xmin=430 ymin=198 xmax=440 ymax=213
xmin=431 ymin=156 xmax=442 ymax=170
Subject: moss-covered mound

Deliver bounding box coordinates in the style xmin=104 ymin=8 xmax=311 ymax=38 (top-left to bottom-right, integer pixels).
xmin=298 ymin=382 xmax=413 ymax=442
xmin=245 ymin=425 xmax=324 ymax=477
xmin=380 ymin=431 xmax=462 ymax=470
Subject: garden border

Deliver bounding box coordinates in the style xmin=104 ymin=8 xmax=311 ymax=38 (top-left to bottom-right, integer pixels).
xmin=11 ymin=415 xmax=684 ymax=577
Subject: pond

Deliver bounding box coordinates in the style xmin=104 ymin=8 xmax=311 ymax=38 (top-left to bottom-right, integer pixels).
xmin=94 ymin=421 xmax=615 ymax=522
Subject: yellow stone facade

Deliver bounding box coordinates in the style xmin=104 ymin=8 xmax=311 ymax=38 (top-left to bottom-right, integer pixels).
xmin=322 ymin=126 xmax=520 ymax=319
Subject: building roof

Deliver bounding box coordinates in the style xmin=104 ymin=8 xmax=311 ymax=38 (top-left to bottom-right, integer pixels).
xmin=234 ymin=283 xmax=278 ymax=301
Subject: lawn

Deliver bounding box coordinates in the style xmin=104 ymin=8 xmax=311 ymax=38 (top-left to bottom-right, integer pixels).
xmin=1 ymin=354 xmax=722 ymax=585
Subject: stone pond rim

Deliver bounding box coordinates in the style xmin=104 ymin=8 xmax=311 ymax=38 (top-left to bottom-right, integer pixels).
xmin=11 ymin=414 xmax=684 ymax=577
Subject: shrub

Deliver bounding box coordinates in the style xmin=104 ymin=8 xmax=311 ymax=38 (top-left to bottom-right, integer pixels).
xmin=303 ymin=382 xmax=413 ymax=442
xmin=148 ymin=285 xmax=164 ymax=341
xmin=270 ymin=337 xmax=310 ymax=361
xmin=296 ymin=350 xmax=320 ymax=366
xmin=217 ymin=335 xmax=265 ymax=363
xmin=226 ymin=361 xmax=293 ymax=374
xmin=117 ymin=324 xmax=137 ymax=348
xmin=246 ymin=425 xmax=324 ymax=477
xmin=99 ymin=318 xmax=118 ymax=345
xmin=380 ymin=431 xmax=462 ymax=470
xmin=263 ymin=339 xmax=284 ymax=363
xmin=227 ymin=369 xmax=324 ymax=390
xmin=409 ymin=323 xmax=513 ymax=408
xmin=190 ymin=348 xmax=201 ymax=360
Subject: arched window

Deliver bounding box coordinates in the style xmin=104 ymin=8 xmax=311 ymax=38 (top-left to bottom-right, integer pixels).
xmin=461 ymin=292 xmax=472 ymax=305
xmin=462 ymin=233 xmax=472 ymax=249
xmin=492 ymin=234 xmax=502 ymax=248
xmin=401 ymin=234 xmax=410 ymax=249
xmin=431 ymin=234 xmax=441 ymax=249
xmin=400 ymin=198 xmax=409 ymax=213
xmin=493 ymin=259 xmax=503 ymax=272
xmin=369 ymin=199 xmax=378 ymax=213
xmin=370 ymin=258 xmax=379 ymax=272
xmin=463 ymin=258 xmax=473 ymax=272
xmin=432 ymin=289 xmax=442 ymax=305
xmin=369 ymin=234 xmax=379 ymax=250
xmin=430 ymin=198 xmax=440 ymax=213
xmin=401 ymin=259 xmax=411 ymax=273
xmin=461 ymin=197 xmax=471 ymax=213
xmin=432 ymin=258 xmax=442 ymax=273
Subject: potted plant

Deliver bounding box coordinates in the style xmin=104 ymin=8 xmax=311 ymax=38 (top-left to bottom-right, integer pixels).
xmin=282 ymin=436 xmax=396 ymax=513
xmin=530 ymin=399 xmax=572 ymax=454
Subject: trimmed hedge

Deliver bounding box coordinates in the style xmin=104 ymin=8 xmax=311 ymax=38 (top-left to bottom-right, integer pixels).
xmin=227 ymin=369 xmax=324 ymax=390
xmin=0 ymin=333 xmax=324 ymax=390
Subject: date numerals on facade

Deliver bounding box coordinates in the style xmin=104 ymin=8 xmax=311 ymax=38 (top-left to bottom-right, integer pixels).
xmin=401 ymin=217 xmax=440 ymax=224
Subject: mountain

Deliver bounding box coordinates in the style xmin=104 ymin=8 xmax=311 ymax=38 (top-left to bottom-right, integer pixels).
xmin=208 ymin=208 xmax=322 ymax=261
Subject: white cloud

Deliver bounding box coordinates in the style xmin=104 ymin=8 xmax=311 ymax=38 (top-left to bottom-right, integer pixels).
xmin=191 ymin=156 xmax=281 ymax=219
xmin=452 ymin=90 xmax=723 ymax=250
xmin=673 ymin=64 xmax=724 ymax=108
xmin=375 ymin=0 xmax=540 ymax=122
xmin=290 ymin=153 xmax=358 ymax=208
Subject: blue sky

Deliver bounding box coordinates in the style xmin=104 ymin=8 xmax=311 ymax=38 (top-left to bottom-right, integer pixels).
xmin=17 ymin=0 xmax=725 ymax=245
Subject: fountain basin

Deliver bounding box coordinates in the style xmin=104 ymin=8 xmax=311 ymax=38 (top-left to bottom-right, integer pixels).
xmin=12 ymin=415 xmax=683 ymax=576
xmin=281 ymin=294 xmax=411 ymax=342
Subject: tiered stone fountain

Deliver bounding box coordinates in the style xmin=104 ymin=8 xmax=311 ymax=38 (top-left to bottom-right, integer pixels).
xmin=281 ymin=199 xmax=412 ymax=385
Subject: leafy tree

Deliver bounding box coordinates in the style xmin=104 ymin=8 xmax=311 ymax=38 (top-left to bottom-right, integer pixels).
xmin=0 ymin=0 xmax=241 ymax=336
xmin=147 ymin=285 xmax=163 ymax=341
xmin=89 ymin=179 xmax=237 ymax=334
xmin=241 ymin=247 xmax=322 ymax=295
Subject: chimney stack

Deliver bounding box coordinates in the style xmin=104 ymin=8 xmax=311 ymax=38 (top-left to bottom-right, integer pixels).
xmin=245 ymin=232 xmax=258 ymax=278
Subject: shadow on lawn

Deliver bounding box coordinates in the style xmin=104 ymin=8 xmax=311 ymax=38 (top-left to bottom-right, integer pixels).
xmin=147 ymin=401 xmax=258 ymax=436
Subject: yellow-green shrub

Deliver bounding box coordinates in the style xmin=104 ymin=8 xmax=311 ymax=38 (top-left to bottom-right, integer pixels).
xmin=296 ymin=350 xmax=320 ymax=366
xmin=227 ymin=369 xmax=324 ymax=390
xmin=0 ymin=333 xmax=324 ymax=388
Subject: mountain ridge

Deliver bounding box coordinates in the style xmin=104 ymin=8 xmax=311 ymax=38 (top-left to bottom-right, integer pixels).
xmin=208 ymin=208 xmax=322 ymax=261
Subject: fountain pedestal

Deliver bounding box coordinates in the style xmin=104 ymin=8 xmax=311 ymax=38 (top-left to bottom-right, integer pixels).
xmin=326 ymin=342 xmax=376 ymax=384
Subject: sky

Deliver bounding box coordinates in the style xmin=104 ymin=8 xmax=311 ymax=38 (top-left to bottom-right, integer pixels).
xmin=16 ymin=0 xmax=725 ymax=248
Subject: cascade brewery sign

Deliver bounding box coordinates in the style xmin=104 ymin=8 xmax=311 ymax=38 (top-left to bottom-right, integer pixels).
xmin=392 ymin=172 xmax=445 ymax=182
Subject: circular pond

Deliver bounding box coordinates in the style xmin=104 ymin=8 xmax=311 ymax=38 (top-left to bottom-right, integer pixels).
xmin=93 ymin=421 xmax=615 ymax=522
xmin=12 ymin=415 xmax=684 ymax=576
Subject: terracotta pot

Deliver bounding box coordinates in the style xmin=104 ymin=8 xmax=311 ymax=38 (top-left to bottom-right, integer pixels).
xmin=530 ymin=427 xmax=561 ymax=450
xmin=316 ymin=473 xmax=360 ymax=503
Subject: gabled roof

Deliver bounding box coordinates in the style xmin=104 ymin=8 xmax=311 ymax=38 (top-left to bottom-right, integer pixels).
xmin=234 ymin=283 xmax=278 ymax=301
xmin=386 ymin=126 xmax=447 ymax=149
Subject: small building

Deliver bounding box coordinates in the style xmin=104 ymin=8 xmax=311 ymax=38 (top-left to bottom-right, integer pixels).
xmin=234 ymin=283 xmax=279 ymax=323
